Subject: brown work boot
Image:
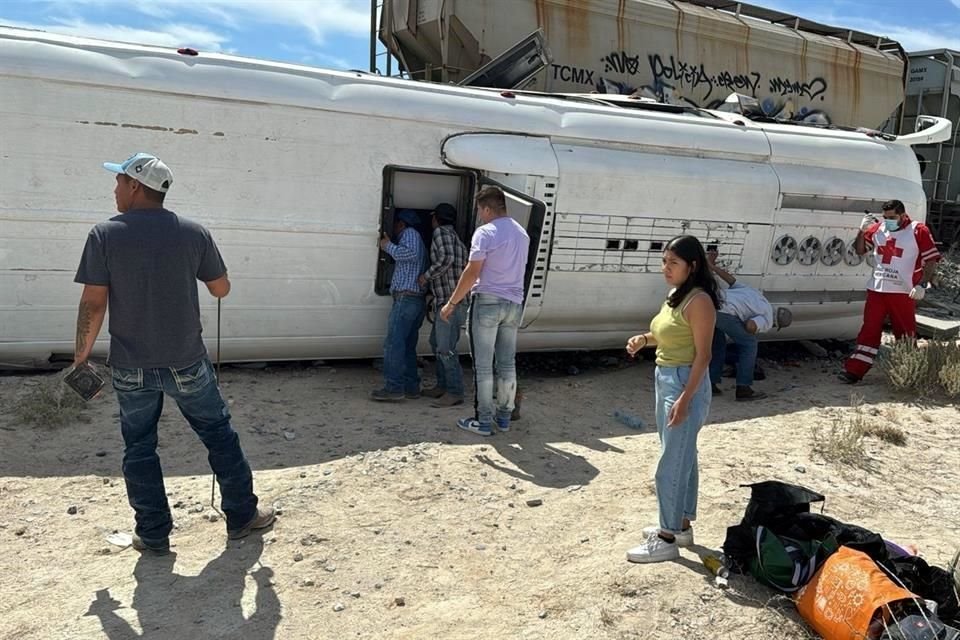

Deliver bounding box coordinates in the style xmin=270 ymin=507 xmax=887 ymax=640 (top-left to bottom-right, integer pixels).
xmin=431 ymin=394 xmax=463 ymax=408
xmin=735 ymin=386 xmax=767 ymax=401
xmin=228 ymin=507 xmax=276 ymax=540
xmin=421 ymin=387 xmax=446 ymax=399
xmin=132 ymin=534 xmax=171 ymax=555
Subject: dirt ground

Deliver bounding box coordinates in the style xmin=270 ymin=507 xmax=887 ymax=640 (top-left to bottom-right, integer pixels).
xmin=1 ymin=348 xmax=958 ymax=640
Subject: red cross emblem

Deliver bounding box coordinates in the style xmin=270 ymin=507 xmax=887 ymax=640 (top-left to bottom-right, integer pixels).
xmin=877 ymin=238 xmax=903 ymax=264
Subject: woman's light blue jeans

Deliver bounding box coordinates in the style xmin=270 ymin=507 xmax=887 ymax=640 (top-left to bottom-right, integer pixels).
xmin=654 ymin=364 xmax=711 ymax=534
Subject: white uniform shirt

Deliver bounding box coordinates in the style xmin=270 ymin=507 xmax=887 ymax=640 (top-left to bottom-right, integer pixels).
xmin=719 ymin=282 xmax=775 ymax=333
xmin=864 ymin=219 xmax=940 ymax=294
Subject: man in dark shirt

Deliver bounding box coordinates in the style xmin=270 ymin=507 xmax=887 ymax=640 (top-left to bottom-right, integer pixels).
xmin=419 ymin=203 xmax=468 ymax=407
xmin=73 ymin=152 xmax=274 ymax=554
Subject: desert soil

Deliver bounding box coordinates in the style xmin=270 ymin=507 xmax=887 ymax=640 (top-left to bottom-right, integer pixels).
xmin=1 ymin=347 xmax=957 ymax=640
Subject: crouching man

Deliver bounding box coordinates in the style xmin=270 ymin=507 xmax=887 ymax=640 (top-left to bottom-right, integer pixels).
xmin=707 ymin=251 xmax=792 ymax=400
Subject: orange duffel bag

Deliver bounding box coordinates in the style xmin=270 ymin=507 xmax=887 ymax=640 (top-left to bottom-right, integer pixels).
xmin=795 ymin=546 xmax=918 ymax=640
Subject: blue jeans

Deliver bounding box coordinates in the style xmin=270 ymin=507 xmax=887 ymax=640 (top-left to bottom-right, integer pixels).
xmin=429 ymin=299 xmax=466 ymax=396
xmin=710 ymin=311 xmax=758 ymax=387
xmin=654 ymin=365 xmax=711 ymax=533
xmin=111 ymin=358 xmax=258 ymax=543
xmin=383 ymin=294 xmax=426 ymax=393
xmin=467 ymin=293 xmax=522 ymax=427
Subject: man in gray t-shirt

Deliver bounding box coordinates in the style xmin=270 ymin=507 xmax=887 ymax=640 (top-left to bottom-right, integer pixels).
xmin=73 ymin=152 xmax=273 ymax=553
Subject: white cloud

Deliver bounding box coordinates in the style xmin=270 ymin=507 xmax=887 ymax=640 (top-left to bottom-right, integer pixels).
xmin=31 ymin=0 xmax=370 ymax=44
xmin=742 ymin=1 xmax=960 ymax=52
xmin=0 ymin=16 xmax=228 ymax=50
xmin=827 ymin=18 xmax=960 ymax=52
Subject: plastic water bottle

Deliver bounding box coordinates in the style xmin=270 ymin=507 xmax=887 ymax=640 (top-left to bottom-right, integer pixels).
xmin=613 ymin=409 xmax=644 ymax=429
xmin=702 ymin=553 xmax=730 ymax=589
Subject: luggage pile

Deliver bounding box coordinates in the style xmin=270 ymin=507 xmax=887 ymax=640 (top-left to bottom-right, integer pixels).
xmin=723 ymin=481 xmax=960 ymax=640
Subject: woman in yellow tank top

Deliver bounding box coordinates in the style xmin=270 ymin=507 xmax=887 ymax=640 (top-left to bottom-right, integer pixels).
xmin=624 ymin=235 xmax=720 ymax=564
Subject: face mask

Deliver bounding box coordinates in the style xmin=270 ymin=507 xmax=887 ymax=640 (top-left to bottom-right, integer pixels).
xmin=884 ymin=219 xmax=900 ymax=232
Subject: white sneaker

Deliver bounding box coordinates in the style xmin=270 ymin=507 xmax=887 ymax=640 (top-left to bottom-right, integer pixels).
xmin=626 ymin=532 xmax=680 ymax=564
xmin=641 ymin=525 xmax=694 ymax=547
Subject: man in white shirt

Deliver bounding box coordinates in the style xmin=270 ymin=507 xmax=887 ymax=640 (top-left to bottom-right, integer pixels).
xmin=707 ymin=251 xmax=792 ymax=400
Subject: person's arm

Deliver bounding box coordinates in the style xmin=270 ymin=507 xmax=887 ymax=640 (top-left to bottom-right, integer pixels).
xmin=668 ymin=294 xmax=715 ymax=427
xmin=707 ymin=249 xmax=736 ymax=286
xmin=855 ymin=214 xmax=878 ymax=256
xmin=626 ymin=332 xmax=658 ymax=355
xmin=711 ymin=263 xmax=737 ymax=287
xmin=74 ymin=285 xmax=108 ymax=365
xmin=198 ymin=230 xmax=230 ymax=298
xmin=421 ymin=232 xmax=454 ymax=284
xmin=746 ymin=290 xmax=774 ymax=334
xmin=920 ymin=261 xmax=938 ymax=286
xmin=910 ymin=224 xmax=942 ymax=299
xmin=440 ymin=259 xmax=484 ymax=320
xmin=204 ymin=274 xmax=231 ymax=298
xmin=383 ymin=229 xmax=418 ymax=262
xmin=917 ymin=225 xmax=941 ymax=286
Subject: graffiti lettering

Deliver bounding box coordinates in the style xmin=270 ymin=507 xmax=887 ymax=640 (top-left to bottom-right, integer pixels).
xmin=714 ymin=70 xmax=762 ymax=95
xmin=601 ymin=51 xmax=642 ymax=75
xmin=551 ymin=63 xmax=595 ymax=85
xmin=768 ymin=76 xmax=828 ymax=101
xmin=575 ymin=49 xmax=834 ymax=122
xmin=647 ymin=54 xmax=714 ymax=97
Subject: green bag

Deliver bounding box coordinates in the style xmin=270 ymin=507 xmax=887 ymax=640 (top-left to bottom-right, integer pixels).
xmin=749 ymin=525 xmax=839 ymax=593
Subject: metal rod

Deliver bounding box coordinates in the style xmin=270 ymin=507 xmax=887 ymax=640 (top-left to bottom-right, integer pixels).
xmin=211 ymin=297 xmax=223 ymax=516
xmin=369 ymin=0 xmax=378 ymax=73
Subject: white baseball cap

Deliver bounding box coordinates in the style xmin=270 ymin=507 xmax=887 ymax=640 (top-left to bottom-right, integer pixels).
xmin=103 ymin=153 xmax=173 ymax=192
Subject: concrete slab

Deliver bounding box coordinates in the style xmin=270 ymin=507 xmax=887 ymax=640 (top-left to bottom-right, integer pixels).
xmin=916 ymin=313 xmax=960 ymax=338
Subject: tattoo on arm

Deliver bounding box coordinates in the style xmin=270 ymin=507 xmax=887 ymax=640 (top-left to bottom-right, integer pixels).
xmin=75 ymin=301 xmax=94 ymax=359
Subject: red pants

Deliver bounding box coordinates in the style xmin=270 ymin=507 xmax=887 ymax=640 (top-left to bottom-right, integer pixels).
xmin=844 ymin=290 xmax=916 ymax=379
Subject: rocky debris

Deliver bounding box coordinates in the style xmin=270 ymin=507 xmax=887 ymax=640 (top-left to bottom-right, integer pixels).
xmin=293 ymin=552 xmax=304 ymax=562
xmin=799 ymin=340 xmax=829 ymax=358
xmin=525 ymin=498 xmax=543 ymax=507
xmin=66 ymin=505 xmax=78 ymax=515
xmin=300 ymin=533 xmax=326 ymax=546
xmin=394 ymin=597 xmax=406 ymax=607
xmin=332 ymin=602 xmax=345 ymax=612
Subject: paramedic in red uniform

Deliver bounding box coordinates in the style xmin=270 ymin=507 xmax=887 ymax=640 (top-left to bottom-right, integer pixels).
xmin=839 ymin=200 xmax=941 ymax=383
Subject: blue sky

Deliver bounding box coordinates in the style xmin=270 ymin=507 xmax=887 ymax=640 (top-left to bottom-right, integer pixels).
xmin=2 ymin=0 xmax=960 ymax=72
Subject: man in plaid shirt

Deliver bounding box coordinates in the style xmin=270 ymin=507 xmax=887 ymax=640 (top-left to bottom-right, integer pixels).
xmin=372 ymin=209 xmax=428 ymax=401
xmin=419 ymin=204 xmax=468 ymax=407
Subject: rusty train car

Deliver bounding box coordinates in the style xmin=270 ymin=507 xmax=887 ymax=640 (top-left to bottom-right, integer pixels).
xmin=380 ymin=0 xmax=907 ymax=129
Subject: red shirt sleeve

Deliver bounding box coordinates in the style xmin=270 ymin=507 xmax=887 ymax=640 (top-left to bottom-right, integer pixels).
xmin=914 ymin=223 xmax=941 ymax=264
xmin=863 ymin=221 xmax=882 ymax=249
